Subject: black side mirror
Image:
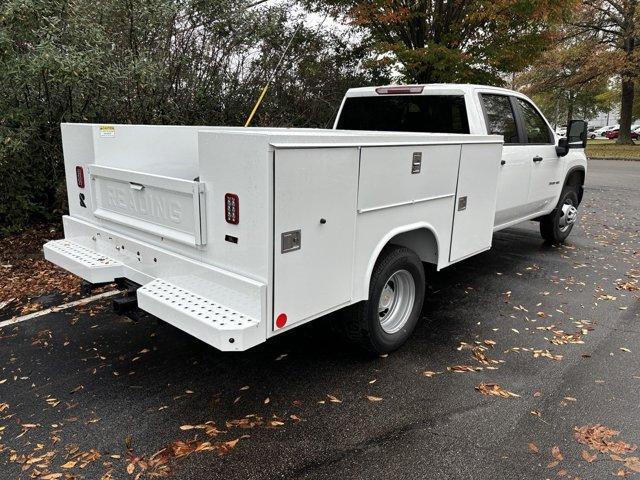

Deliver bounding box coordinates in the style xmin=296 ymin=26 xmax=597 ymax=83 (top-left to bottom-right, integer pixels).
xmin=568 ymin=120 xmax=588 ymax=148
xmin=556 ymin=137 xmax=569 ymax=157
xmin=556 ymin=119 xmax=587 ymax=157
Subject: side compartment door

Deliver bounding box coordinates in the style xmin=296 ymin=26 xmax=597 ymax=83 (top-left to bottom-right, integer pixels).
xmin=449 ymin=143 xmax=502 ymax=262
xmin=478 ymin=93 xmax=531 ymax=228
xmin=513 ymin=97 xmax=564 ymax=213
xmin=273 ymin=147 xmax=359 ymax=329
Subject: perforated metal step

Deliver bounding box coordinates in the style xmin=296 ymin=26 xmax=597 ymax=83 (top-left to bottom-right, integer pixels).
xmin=44 ymin=239 xmax=122 ymax=283
xmin=137 ymin=279 xmax=263 ymax=351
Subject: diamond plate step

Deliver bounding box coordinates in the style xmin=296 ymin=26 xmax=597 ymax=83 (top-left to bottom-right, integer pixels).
xmin=43 ymin=239 xmax=122 ymax=283
xmin=137 ymin=279 xmax=263 ymax=351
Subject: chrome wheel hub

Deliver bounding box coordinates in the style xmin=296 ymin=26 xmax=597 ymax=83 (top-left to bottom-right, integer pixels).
xmin=378 ymin=269 xmax=416 ymax=334
xmin=559 ymin=203 xmax=578 ymax=232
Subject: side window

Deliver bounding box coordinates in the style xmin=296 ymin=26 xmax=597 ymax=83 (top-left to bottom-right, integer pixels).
xmin=481 ymin=94 xmax=520 ymax=144
xmin=516 ymin=98 xmax=552 ymax=144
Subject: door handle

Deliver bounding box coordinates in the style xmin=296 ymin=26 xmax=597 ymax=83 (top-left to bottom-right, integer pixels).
xmin=533 ymin=156 xmax=543 ymax=163
xmin=500 ymin=160 xmax=506 ymax=166
xmin=129 ymin=182 xmax=145 ymax=190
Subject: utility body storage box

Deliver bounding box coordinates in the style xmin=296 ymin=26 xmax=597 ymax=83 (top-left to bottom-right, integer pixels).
xmin=45 ymin=124 xmax=502 ymax=351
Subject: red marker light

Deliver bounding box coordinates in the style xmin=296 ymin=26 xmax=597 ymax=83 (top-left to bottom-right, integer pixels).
xmin=276 ymin=313 xmax=287 ymax=329
xmin=375 ymin=85 xmax=424 ymax=95
xmin=225 ymin=193 xmax=239 ymax=224
xmin=76 ymin=166 xmax=85 ymax=188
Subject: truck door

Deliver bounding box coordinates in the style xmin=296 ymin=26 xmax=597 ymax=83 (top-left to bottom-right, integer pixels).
xmin=479 ymin=93 xmax=531 ymax=228
xmin=273 ymin=147 xmax=359 ymax=329
xmin=513 ymin=97 xmax=564 ymax=213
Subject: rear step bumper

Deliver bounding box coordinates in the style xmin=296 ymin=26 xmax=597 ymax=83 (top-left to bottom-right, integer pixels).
xmin=44 ymin=240 xmax=122 ymax=283
xmin=138 ymin=279 xmax=262 ymax=350
xmin=43 ymin=238 xmax=266 ymax=351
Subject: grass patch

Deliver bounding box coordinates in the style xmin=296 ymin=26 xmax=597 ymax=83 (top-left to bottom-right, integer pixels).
xmin=586 ymin=139 xmax=640 ymax=160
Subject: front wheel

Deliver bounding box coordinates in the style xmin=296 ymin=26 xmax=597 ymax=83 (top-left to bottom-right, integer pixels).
xmin=540 ymin=186 xmax=579 ymax=243
xmin=342 ymin=246 xmax=425 ymax=354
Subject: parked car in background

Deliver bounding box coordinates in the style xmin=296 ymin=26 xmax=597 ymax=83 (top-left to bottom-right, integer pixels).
xmin=605 ymin=128 xmax=640 ymax=140
xmin=556 ymin=127 xmax=567 ymax=137
xmin=593 ymin=125 xmax=618 ymax=138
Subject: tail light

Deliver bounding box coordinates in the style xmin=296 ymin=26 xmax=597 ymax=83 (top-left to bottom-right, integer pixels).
xmin=375 ymin=85 xmax=424 ymax=95
xmin=276 ymin=313 xmax=287 ymax=329
xmin=76 ymin=166 xmax=85 ymax=188
xmin=225 ymin=193 xmax=239 ymax=224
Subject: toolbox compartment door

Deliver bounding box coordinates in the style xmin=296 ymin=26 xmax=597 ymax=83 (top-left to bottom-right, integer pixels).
xmin=89 ymin=165 xmax=206 ymax=246
xmin=273 ymin=147 xmax=359 ymax=328
xmin=449 ymin=143 xmax=502 ymax=262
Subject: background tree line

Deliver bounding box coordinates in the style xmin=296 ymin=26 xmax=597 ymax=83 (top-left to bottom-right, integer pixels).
xmin=1 ymin=0 xmax=637 ymax=234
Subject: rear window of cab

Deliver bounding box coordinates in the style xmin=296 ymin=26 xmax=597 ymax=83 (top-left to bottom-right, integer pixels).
xmin=336 ymin=95 xmax=470 ymax=134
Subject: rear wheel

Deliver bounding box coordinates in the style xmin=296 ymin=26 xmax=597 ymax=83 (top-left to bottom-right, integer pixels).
xmin=342 ymin=246 xmax=425 ymax=354
xmin=540 ymin=186 xmax=579 ymax=243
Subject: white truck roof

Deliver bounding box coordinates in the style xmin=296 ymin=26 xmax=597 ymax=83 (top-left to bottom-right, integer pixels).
xmin=343 ymin=83 xmax=522 ymax=97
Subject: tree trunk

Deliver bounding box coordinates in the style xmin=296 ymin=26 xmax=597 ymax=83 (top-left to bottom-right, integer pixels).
xmin=566 ymin=90 xmax=574 ymax=130
xmin=617 ymin=0 xmax=636 ymax=145
xmin=617 ymin=78 xmax=635 ymax=145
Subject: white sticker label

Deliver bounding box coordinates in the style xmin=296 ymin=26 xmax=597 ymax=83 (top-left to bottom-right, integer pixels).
xmin=99 ymin=125 xmax=115 ymax=138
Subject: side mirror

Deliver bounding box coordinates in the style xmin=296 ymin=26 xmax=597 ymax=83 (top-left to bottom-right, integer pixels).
xmin=556 ymin=119 xmax=587 ymax=157
xmin=556 ymin=137 xmax=569 ymax=157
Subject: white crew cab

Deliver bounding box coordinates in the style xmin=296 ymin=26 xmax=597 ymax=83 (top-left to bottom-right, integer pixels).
xmin=44 ymin=84 xmax=587 ymax=354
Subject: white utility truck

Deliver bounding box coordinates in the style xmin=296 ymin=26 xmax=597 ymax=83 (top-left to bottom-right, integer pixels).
xmin=44 ymin=84 xmax=588 ymax=354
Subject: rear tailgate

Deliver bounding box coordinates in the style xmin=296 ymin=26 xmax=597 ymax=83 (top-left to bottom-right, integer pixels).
xmin=89 ymin=165 xmax=206 ymax=246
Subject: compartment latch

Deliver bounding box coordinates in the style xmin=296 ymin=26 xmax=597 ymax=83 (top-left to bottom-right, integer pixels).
xmin=281 ymin=230 xmax=301 ymax=253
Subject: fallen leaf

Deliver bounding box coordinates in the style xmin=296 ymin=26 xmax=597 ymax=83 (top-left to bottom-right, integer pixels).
xmin=552 ymin=445 xmax=564 ymax=461
xmin=475 ymin=383 xmax=520 ymax=398
xmin=528 ymin=443 xmax=539 ymax=454
xmin=366 ymin=395 xmax=383 ymax=402
xmin=581 ymin=450 xmax=597 ymax=463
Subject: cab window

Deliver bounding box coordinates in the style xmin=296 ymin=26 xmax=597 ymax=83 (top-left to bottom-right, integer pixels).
xmin=516 ymin=98 xmax=553 ymax=144
xmin=336 ymin=95 xmax=470 ymax=134
xmin=480 ymin=94 xmax=520 ymax=144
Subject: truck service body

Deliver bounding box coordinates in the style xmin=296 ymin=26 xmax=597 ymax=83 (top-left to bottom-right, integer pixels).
xmin=44 ymin=84 xmax=587 ymax=353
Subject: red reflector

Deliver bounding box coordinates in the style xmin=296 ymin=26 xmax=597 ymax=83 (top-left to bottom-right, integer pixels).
xmin=375 ymin=85 xmax=424 ymax=95
xmin=276 ymin=313 xmax=287 ymax=329
xmin=225 ymin=193 xmax=239 ymax=224
xmin=76 ymin=166 xmax=85 ymax=188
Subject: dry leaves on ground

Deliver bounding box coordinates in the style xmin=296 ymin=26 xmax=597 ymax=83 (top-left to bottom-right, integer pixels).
xmin=574 ymin=425 xmax=637 ymax=455
xmin=126 ymin=438 xmax=240 ymax=479
xmin=0 ymin=225 xmax=83 ymax=311
xmin=550 ymin=331 xmax=584 ymax=345
xmin=475 ymin=383 xmax=520 ymax=398
xmin=448 ymin=365 xmax=481 ymax=373
xmin=616 ymin=280 xmax=638 ymax=292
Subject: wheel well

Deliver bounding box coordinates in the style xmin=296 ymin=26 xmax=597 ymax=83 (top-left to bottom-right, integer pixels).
xmin=387 ymin=228 xmax=438 ymax=265
xmin=565 ymin=168 xmax=585 ymax=204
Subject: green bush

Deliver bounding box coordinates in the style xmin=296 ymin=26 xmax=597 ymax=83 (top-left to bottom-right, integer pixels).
xmin=0 ymin=0 xmax=375 ymax=234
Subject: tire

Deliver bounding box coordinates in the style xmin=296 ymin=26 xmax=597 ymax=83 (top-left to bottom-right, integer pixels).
xmin=540 ymin=186 xmax=579 ymax=243
xmin=342 ymin=246 xmax=425 ymax=354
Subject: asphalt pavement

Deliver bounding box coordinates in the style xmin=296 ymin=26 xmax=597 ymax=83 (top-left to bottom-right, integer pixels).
xmin=1 ymin=159 xmax=639 ymax=480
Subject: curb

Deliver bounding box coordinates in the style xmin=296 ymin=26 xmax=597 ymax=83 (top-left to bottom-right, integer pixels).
xmin=587 ymin=157 xmax=640 ymax=162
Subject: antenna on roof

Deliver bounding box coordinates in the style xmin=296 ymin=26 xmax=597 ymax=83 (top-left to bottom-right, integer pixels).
xmin=244 ymin=21 xmax=305 ymax=128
